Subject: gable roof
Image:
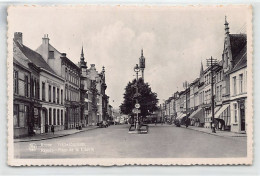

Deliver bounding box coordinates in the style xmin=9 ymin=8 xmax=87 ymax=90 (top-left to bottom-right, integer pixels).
xmin=229 ymin=34 xmax=247 ymax=65
xmin=230 ymin=45 xmax=247 ymax=74
xmin=14 ymin=40 xmax=55 ymax=74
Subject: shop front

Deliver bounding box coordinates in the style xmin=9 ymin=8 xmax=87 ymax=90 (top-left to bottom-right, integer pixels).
xmin=188 ymin=107 xmax=205 ymax=127
xmin=230 ymin=99 xmax=246 ymax=133
xmin=214 ymin=104 xmax=231 ymax=131
xmin=13 ymin=99 xmax=31 ymax=138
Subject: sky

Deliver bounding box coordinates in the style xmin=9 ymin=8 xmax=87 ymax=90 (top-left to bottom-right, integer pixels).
xmin=8 ymin=5 xmax=249 ymax=108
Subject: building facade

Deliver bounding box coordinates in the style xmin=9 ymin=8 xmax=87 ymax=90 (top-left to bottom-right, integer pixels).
xmin=36 ymin=34 xmax=81 ymax=129
xmin=14 ymin=32 xmax=66 ymax=137
xmin=229 ymin=45 xmax=247 ymax=133
xmin=13 ymin=33 xmax=38 ymax=137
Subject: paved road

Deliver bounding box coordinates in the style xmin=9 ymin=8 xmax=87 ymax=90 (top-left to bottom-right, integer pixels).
xmin=14 ymin=124 xmax=247 ymax=158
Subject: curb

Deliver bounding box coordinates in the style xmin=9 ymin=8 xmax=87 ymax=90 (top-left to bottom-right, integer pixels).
xmin=179 ymin=126 xmax=247 ymax=139
xmin=14 ymin=127 xmax=98 ymax=143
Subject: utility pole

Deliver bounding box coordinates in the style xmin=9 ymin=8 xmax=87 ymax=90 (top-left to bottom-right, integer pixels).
xmin=207 ymin=56 xmax=218 ymax=133
xmin=183 ymin=81 xmax=189 ymax=116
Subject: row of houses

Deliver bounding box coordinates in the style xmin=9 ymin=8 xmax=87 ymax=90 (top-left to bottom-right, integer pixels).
xmin=13 ymin=32 xmax=114 ymax=138
xmin=161 ymin=18 xmax=247 ymax=133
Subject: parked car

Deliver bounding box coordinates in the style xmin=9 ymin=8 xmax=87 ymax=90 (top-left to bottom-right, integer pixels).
xmin=97 ymin=121 xmax=109 ymax=128
xmin=108 ymin=120 xmax=114 ymax=125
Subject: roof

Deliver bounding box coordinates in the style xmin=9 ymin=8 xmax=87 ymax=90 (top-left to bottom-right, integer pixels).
xmin=230 ymin=45 xmax=247 ymax=74
xmin=229 ymin=34 xmax=247 ymax=65
xmin=14 ymin=40 xmax=55 ymax=74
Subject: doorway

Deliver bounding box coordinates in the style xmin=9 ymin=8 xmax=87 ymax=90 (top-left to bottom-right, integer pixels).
xmin=240 ymin=102 xmax=245 ymax=131
xmin=42 ymin=109 xmax=48 ymax=133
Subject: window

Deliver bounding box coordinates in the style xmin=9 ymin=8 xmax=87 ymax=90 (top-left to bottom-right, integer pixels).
xmin=42 ymin=82 xmax=45 ymax=101
xmin=239 ymin=74 xmax=243 ymax=93
xmin=36 ymin=81 xmax=40 ymax=99
xmin=14 ymin=71 xmax=19 ymax=94
xmin=57 ymin=109 xmax=60 ymax=125
xmin=53 ymin=87 xmax=56 ymax=103
xmin=233 ymin=76 xmax=237 ymax=95
xmin=65 ymin=68 xmax=67 ymax=80
xmin=49 ymin=108 xmax=52 ymax=125
xmin=216 ymin=86 xmax=219 ymax=101
xmin=220 ymin=85 xmax=222 ymax=101
xmin=48 ymin=85 xmax=51 ymax=102
xmin=57 ymin=88 xmax=60 ymax=104
xmin=61 ymin=89 xmax=63 ymax=104
xmin=33 ymin=79 xmax=36 ymax=98
xmin=234 ymin=103 xmax=238 ymax=123
xmin=13 ymin=104 xmax=19 ymax=127
xmin=24 ymin=75 xmax=29 ymax=97
xmin=61 ymin=110 xmax=63 ymax=125
xmin=24 ymin=105 xmax=29 ymax=128
xmin=49 ymin=51 xmax=54 ymax=59
xmin=53 ymin=109 xmax=56 ymax=125
xmin=18 ymin=104 xmax=25 ymax=127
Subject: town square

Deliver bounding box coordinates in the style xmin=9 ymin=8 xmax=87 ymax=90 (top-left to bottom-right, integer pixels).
xmin=8 ymin=5 xmax=251 ymax=163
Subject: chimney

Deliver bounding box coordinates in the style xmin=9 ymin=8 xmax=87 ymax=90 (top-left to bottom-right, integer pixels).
xmin=14 ymin=32 xmax=23 ymax=44
xmin=42 ymin=34 xmax=50 ymax=45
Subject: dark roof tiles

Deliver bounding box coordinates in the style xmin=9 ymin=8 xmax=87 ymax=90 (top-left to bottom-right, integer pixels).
xmin=229 ymin=34 xmax=247 ymax=65
xmin=231 ymin=46 xmax=247 ymax=73
xmin=14 ymin=40 xmax=55 ymax=74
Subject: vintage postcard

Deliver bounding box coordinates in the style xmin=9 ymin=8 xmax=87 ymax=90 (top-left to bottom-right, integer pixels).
xmin=7 ymin=5 xmax=253 ymax=166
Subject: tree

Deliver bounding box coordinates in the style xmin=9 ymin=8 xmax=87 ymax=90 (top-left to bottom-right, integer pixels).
xmin=120 ymin=78 xmax=159 ymax=118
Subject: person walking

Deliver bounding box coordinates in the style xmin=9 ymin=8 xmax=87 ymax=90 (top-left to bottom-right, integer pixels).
xmin=51 ymin=125 xmax=55 ymax=135
xmin=185 ymin=118 xmax=189 ymax=128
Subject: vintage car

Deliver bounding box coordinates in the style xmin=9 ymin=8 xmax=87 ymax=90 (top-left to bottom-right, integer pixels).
xmin=97 ymin=121 xmax=109 ymax=128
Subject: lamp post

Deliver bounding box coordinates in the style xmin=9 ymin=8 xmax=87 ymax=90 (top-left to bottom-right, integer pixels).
xmin=134 ymin=64 xmax=140 ymax=130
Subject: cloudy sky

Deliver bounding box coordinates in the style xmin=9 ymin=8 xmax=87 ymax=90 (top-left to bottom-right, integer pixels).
xmin=9 ymin=5 xmax=249 ymax=108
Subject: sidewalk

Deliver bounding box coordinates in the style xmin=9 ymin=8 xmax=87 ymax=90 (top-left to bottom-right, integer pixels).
xmin=14 ymin=126 xmax=98 ymax=143
xmin=180 ymin=125 xmax=247 ymax=138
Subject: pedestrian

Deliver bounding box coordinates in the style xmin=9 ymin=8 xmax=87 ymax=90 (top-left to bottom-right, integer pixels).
xmin=212 ymin=122 xmax=216 ymax=133
xmin=185 ymin=118 xmax=189 ymax=128
xmin=51 ymin=125 xmax=54 ymax=135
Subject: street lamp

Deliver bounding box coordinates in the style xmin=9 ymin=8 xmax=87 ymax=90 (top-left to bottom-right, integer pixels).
xmin=134 ymin=64 xmax=140 ymax=76
xmin=133 ymin=64 xmax=140 ymax=130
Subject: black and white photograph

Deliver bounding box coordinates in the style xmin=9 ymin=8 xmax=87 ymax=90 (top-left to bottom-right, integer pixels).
xmin=7 ymin=5 xmax=253 ymax=166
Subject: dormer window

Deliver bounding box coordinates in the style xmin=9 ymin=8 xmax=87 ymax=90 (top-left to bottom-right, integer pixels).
xmin=49 ymin=51 xmax=54 ymax=59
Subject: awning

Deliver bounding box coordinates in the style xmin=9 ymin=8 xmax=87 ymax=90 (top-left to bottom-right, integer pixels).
xmin=176 ymin=113 xmax=182 ymax=120
xmin=176 ymin=113 xmax=185 ymax=120
xmin=214 ymin=104 xmax=229 ymax=119
xmin=208 ymin=106 xmax=221 ymax=119
xmin=188 ymin=107 xmax=205 ymax=123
